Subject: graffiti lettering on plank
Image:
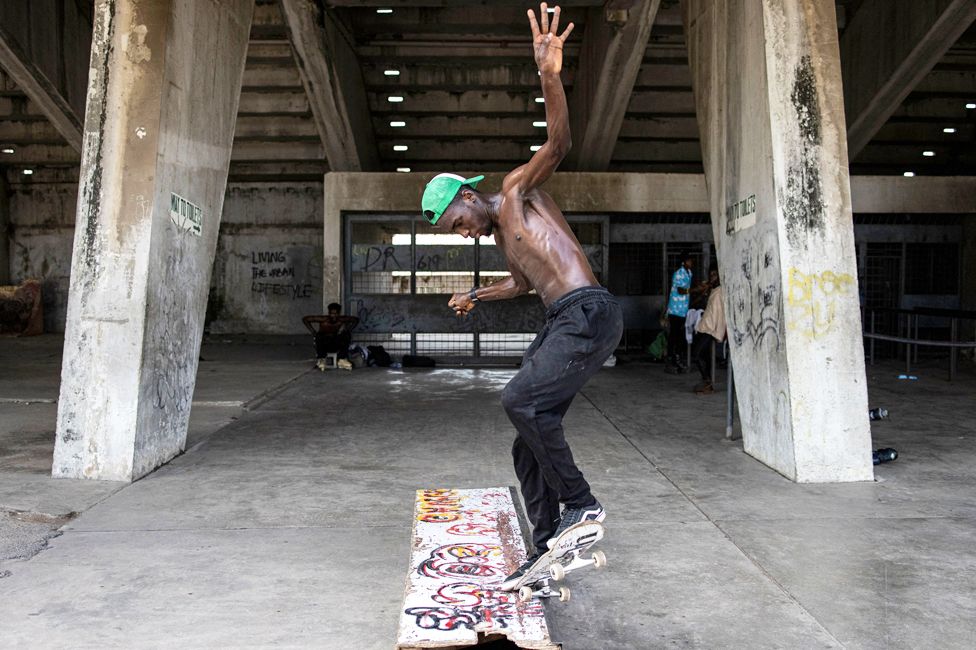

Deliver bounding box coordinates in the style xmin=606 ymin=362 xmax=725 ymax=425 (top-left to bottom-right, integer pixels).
xmin=418 ymin=543 xmax=504 ymax=580
xmin=418 ymin=488 xmax=462 ymax=523
xmin=786 ymin=268 xmax=855 ymax=340
xmin=404 ymin=582 xmax=543 ymax=632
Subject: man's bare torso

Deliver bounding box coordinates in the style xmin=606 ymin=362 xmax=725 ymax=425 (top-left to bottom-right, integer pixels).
xmin=494 ymin=186 xmax=598 ymax=307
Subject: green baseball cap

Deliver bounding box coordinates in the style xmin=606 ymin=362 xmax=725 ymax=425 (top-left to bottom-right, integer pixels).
xmin=421 ymin=173 xmax=485 ymax=225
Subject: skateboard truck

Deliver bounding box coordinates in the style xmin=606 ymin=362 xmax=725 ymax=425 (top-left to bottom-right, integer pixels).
xmin=515 ymin=536 xmax=609 ymax=604
xmin=518 ymin=578 xmax=572 ymax=603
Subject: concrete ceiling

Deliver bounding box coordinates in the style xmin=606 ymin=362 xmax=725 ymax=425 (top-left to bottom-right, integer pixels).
xmin=0 ymin=0 xmax=974 ymax=182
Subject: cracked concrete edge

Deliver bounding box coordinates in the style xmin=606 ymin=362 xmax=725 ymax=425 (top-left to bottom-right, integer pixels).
xmin=241 ymin=366 xmax=314 ymax=412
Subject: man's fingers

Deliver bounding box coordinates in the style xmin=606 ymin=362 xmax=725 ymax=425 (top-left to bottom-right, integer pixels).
xmin=559 ymin=22 xmax=575 ymax=42
xmin=549 ymin=6 xmax=560 ymax=36
xmin=527 ymin=8 xmax=541 ymax=39
xmin=540 ymin=2 xmax=549 ymax=33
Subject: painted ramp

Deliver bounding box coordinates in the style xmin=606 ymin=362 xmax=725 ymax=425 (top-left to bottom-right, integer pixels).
xmin=397 ymin=487 xmax=560 ymax=650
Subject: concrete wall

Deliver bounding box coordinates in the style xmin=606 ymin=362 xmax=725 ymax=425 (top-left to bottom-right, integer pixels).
xmin=5 ymin=170 xmax=76 ymax=330
xmin=0 ymin=173 xmax=9 ymax=285
xmin=207 ymin=183 xmax=324 ymax=334
xmin=4 ymin=176 xmax=324 ymax=335
xmin=4 ymin=171 xmax=973 ymax=336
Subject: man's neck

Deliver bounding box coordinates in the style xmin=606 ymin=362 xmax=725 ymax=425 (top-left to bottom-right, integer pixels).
xmin=482 ymin=192 xmax=503 ymax=227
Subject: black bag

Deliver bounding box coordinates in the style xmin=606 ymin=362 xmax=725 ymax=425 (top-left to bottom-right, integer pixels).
xmin=367 ymin=345 xmax=392 ymax=367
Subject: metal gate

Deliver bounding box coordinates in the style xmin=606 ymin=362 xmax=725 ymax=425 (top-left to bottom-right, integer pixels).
xmin=344 ymin=213 xmax=608 ymax=363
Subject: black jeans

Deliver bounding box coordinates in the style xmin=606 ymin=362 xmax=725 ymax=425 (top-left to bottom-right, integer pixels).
xmin=501 ymin=287 xmax=623 ymax=553
xmin=691 ymin=332 xmax=715 ymax=382
xmin=315 ymin=331 xmax=351 ymax=359
xmin=667 ymin=314 xmax=687 ymax=363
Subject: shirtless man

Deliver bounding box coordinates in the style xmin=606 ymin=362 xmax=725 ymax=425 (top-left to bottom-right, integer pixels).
xmin=303 ymin=303 xmax=359 ymax=369
xmin=419 ymin=3 xmax=623 ymax=590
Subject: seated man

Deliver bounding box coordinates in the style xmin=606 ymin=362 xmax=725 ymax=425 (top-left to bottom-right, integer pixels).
xmin=303 ymin=303 xmax=359 ymax=369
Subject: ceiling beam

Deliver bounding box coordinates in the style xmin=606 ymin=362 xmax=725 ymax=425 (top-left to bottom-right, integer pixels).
xmin=569 ymin=0 xmax=661 ymax=171
xmin=0 ymin=24 xmax=83 ymax=152
xmin=280 ymin=0 xmax=379 ymax=171
xmin=841 ymin=0 xmax=976 ymax=159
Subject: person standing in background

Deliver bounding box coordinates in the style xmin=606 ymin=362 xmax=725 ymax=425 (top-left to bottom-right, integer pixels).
xmin=665 ymin=252 xmax=695 ymax=374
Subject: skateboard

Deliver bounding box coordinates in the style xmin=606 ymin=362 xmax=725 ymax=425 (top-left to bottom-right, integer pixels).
xmin=510 ymin=521 xmax=607 ymax=603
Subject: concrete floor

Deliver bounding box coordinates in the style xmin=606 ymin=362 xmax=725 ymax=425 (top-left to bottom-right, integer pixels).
xmin=0 ymin=336 xmax=974 ymax=649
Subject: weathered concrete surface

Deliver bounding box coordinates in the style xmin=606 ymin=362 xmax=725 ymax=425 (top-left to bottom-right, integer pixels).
xmin=53 ymin=0 xmax=254 ymax=481
xmin=684 ymin=0 xmax=873 ymax=482
xmin=208 ymin=183 xmax=323 ymax=334
xmin=1 ymin=361 xmax=974 ymax=647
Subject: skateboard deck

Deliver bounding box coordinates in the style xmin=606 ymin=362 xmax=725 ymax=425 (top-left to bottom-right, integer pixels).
xmin=509 ymin=521 xmax=607 ymax=603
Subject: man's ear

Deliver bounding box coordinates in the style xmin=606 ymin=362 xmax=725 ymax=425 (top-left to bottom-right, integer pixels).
xmin=461 ymin=189 xmax=476 ymax=203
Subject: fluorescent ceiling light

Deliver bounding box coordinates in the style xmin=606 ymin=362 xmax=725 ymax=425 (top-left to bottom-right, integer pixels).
xmin=922 ymin=151 xmax=935 ymax=157
xmin=1 ymin=147 xmax=14 ymax=154
xmin=535 ymin=97 xmax=545 ymax=103
xmin=393 ymin=145 xmax=408 ymax=152
xmin=376 ymin=8 xmax=393 ymax=14
xmin=396 ymin=167 xmax=411 ymax=173
xmin=967 ymin=103 xmax=976 ymax=109
xmin=532 ymin=121 xmax=547 ymax=127
xmin=390 ymin=121 xmax=406 ymax=127
xmin=903 ymin=171 xmax=915 ymax=177
xmin=530 ymin=145 xmax=542 ymax=152
xmin=943 ymin=127 xmax=956 ymax=133
xmin=387 ymin=96 xmax=404 ymax=103
xmin=22 ymin=169 xmax=33 ymax=175
xmin=384 ymin=69 xmax=400 ymax=76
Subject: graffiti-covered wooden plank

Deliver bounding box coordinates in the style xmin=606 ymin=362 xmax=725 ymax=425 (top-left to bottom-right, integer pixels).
xmin=396 ymin=487 xmax=559 ymax=650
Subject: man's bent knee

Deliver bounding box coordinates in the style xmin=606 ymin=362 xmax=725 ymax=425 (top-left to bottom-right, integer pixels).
xmin=502 ymin=379 xmax=536 ymax=417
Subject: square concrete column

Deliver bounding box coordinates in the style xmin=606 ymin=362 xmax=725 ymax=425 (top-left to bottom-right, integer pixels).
xmin=53 ymin=0 xmax=253 ymax=481
xmin=683 ymin=0 xmax=874 ymax=481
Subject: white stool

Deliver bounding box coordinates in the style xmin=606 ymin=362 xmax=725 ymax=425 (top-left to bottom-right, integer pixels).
xmin=319 ymin=352 xmax=338 ymax=370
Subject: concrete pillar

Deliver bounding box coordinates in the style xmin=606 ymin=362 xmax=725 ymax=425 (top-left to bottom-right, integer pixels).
xmin=53 ymin=0 xmax=253 ymax=481
xmin=683 ymin=0 xmax=873 ymax=482
xmin=0 ymin=173 xmax=9 ymax=284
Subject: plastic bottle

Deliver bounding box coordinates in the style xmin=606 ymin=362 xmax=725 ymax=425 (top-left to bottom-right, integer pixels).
xmin=872 ymin=448 xmax=898 ymax=465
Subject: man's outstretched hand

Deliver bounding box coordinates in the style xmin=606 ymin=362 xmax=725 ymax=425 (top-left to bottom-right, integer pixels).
xmin=528 ymin=3 xmax=574 ymax=75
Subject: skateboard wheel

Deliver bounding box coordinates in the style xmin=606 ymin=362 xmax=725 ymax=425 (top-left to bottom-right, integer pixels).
xmin=592 ymin=549 xmax=607 ymax=569
xmin=549 ymin=562 xmax=566 ymax=581
xmin=558 ymin=587 xmax=571 ymax=603
xmin=518 ymin=586 xmax=534 ymax=603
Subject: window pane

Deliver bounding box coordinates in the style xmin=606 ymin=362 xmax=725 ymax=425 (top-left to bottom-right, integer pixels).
xmin=349 ymin=221 xmax=412 ymax=294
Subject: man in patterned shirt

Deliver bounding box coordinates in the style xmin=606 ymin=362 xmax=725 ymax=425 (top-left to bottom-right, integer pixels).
xmin=665 ymin=252 xmax=695 ymax=374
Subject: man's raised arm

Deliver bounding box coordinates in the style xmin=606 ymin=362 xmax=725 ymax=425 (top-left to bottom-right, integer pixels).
xmin=503 ymin=3 xmax=575 ymax=195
